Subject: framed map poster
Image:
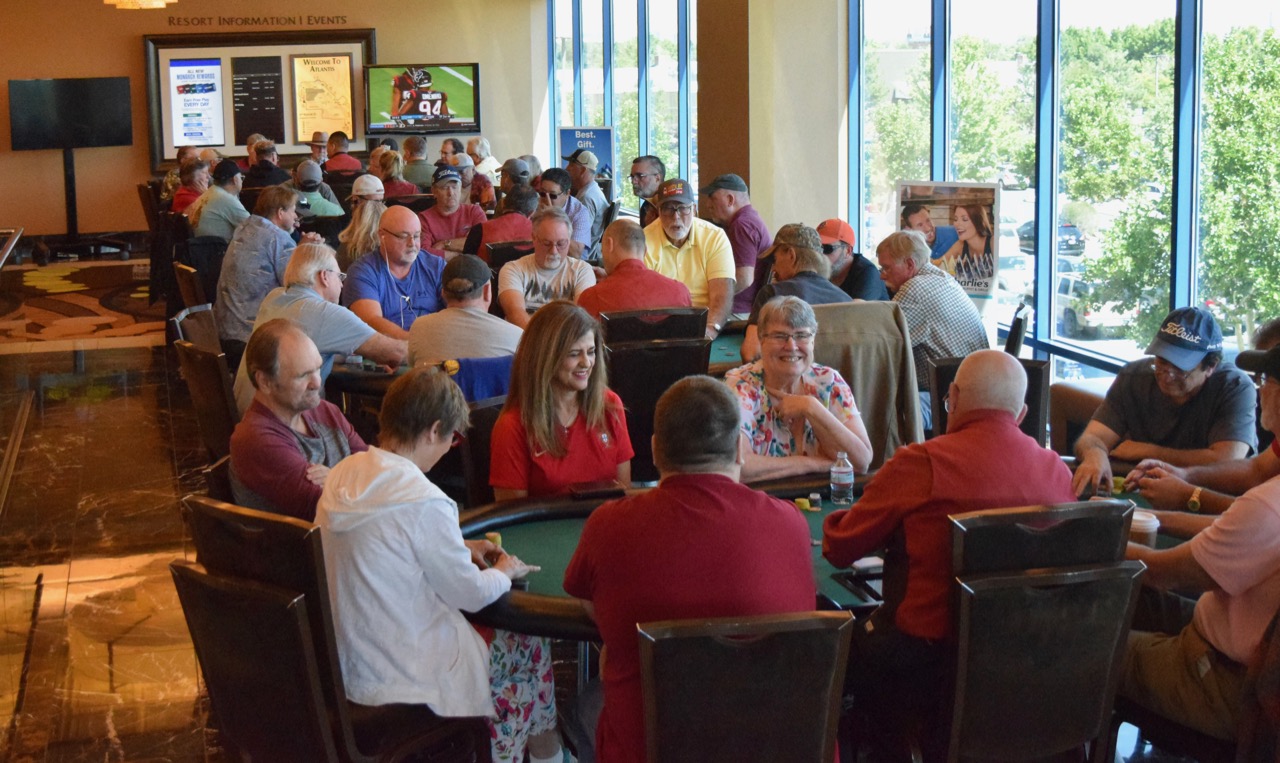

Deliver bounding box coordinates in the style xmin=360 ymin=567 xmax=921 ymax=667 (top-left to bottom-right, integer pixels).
xmin=290 ymin=53 xmax=354 ymax=143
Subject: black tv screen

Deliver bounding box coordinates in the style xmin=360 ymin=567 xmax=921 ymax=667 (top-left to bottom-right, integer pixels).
xmin=365 ymin=63 xmax=480 ymax=135
xmin=8 ymin=77 xmax=133 ymax=151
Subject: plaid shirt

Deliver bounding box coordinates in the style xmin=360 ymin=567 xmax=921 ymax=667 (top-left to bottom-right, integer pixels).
xmin=893 ymin=262 xmax=989 ymax=389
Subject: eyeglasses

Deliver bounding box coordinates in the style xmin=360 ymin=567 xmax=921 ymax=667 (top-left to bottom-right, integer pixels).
xmin=628 ymin=172 xmax=657 ymax=181
xmin=380 ymin=229 xmax=422 ymax=242
xmin=538 ymin=191 xmax=564 ymax=201
xmin=660 ymin=203 xmax=695 ymax=218
xmin=1152 ymin=357 xmax=1192 ymax=380
xmin=324 ymin=269 xmax=346 ymax=282
xmin=536 ymin=238 xmax=570 ymax=251
xmin=762 ymin=330 xmax=815 ymax=344
xmin=822 ymin=243 xmax=845 ymax=255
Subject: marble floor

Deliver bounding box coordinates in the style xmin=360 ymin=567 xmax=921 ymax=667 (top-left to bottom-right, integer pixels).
xmin=0 ymin=341 xmax=1196 ymax=761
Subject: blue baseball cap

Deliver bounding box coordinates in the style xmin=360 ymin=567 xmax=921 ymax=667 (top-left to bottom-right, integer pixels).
xmin=1145 ymin=306 xmax=1223 ymax=372
xmin=432 ymin=166 xmax=462 ymax=185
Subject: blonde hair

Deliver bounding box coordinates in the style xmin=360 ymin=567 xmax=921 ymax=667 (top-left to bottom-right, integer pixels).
xmin=377 ymin=150 xmax=406 ymax=182
xmin=337 ymin=200 xmax=387 ymax=270
xmin=504 ymin=301 xmax=611 ymax=459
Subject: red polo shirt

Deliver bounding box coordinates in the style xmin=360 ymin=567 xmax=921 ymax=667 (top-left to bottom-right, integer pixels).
xmin=576 ymin=259 xmax=692 ymax=319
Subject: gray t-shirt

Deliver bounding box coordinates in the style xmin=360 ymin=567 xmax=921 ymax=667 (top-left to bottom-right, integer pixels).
xmin=497 ymin=254 xmax=596 ymax=314
xmin=1093 ymin=358 xmax=1258 ymax=453
xmin=233 ymin=285 xmax=376 ymax=412
xmin=407 ymin=306 xmax=524 ymax=367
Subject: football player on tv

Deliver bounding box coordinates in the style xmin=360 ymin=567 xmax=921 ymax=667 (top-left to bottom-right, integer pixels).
xmin=391 ymin=67 xmax=450 ymax=127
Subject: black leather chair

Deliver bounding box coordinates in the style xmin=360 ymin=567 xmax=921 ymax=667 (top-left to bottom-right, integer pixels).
xmin=300 ymin=215 xmax=346 ymax=250
xmin=600 ymin=307 xmax=708 ymax=344
xmin=928 ymin=356 xmax=1051 ymax=446
xmin=605 ymin=338 xmax=711 ymax=484
xmin=947 ymin=562 xmax=1145 ymax=762
xmin=385 ymin=194 xmax=436 ymax=214
xmin=155 ymin=211 xmax=191 ymax=319
xmin=638 ymin=611 xmax=853 ymax=763
xmin=182 ymin=496 xmax=491 ymax=762
xmin=460 ymin=396 xmax=506 ymax=509
xmin=173 ymin=340 xmax=240 ymax=462
xmin=203 ymin=455 xmax=233 ymax=503
xmin=176 ymin=235 xmax=229 ymax=308
xmin=949 ymin=499 xmax=1133 ymax=575
xmin=171 ymin=304 xmax=222 ymax=354
xmin=484 ymin=241 xmax=533 ymax=272
xmin=239 ymin=187 xmax=264 ymax=215
xmin=171 ymin=561 xmax=344 ymax=762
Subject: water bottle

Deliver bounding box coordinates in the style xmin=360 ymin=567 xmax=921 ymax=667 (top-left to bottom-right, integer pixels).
xmin=830 ymin=451 xmax=855 ymax=505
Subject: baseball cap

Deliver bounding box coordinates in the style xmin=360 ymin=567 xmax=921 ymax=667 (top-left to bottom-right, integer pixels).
xmin=817 ymin=218 xmax=856 ymax=248
xmin=763 ymin=224 xmax=823 ymax=259
xmin=499 ymin=158 xmax=530 ymax=182
xmin=451 ymin=152 xmax=475 ymax=169
xmin=1236 ymin=346 xmax=1280 ymax=380
xmin=433 ymin=166 xmax=462 ymax=185
xmin=1145 ymin=306 xmax=1223 ymax=372
xmin=212 ymin=159 xmax=241 ymax=184
xmin=563 ymin=149 xmax=599 ymax=171
xmin=295 ymin=160 xmax=322 ymax=188
xmin=351 ymin=174 xmax=384 ymax=197
xmin=307 ymin=130 xmax=329 ymax=147
xmin=699 ymin=173 xmax=748 ymax=195
xmin=656 ymin=178 xmax=695 ymax=207
xmin=441 ymin=254 xmax=492 ymax=298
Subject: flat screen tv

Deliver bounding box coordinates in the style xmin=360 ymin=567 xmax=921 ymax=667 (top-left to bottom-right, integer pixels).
xmin=364 ymin=63 xmax=480 ymax=135
xmin=8 ymin=77 xmax=133 ymax=151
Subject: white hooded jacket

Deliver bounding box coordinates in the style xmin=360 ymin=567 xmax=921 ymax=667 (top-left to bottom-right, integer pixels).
xmin=315 ymin=446 xmax=510 ymax=716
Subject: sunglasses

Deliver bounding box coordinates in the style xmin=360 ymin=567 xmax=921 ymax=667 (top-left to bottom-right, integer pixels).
xmin=538 ymin=191 xmax=563 ymax=201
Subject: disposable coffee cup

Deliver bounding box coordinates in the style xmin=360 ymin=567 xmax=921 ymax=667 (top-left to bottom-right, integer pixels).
xmin=1130 ymin=510 xmax=1159 ymax=548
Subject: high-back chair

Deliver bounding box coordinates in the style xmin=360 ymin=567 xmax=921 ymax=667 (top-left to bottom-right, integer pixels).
xmin=605 ymin=338 xmax=711 ymax=484
xmin=950 ymin=499 xmax=1133 ymax=575
xmin=176 ymin=235 xmax=229 ymax=308
xmin=460 ymin=395 xmax=507 ymax=508
xmin=384 ymin=194 xmax=435 ymax=214
xmin=811 ymin=301 xmax=924 ymax=469
xmin=181 ymin=496 xmax=490 ymax=762
xmin=173 ymin=340 xmax=240 ymax=462
xmin=1004 ymin=302 xmax=1029 ymax=356
xmin=948 ymin=562 xmax=1145 ymax=761
xmin=173 ymin=262 xmax=206 ymax=308
xmin=927 ymin=357 xmax=1052 ymax=446
xmin=638 ymin=611 xmax=854 ymax=763
xmin=170 ymin=304 xmax=222 ymax=354
xmin=600 ymin=307 xmax=708 ymax=344
xmin=171 ymin=561 xmax=342 ymax=762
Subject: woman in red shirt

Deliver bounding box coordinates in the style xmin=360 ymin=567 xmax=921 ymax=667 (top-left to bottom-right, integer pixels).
xmin=374 ymin=150 xmax=423 ymax=198
xmin=490 ymin=302 xmax=633 ymax=500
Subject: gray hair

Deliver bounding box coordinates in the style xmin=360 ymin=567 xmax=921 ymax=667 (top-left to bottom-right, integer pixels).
xmin=877 ymin=230 xmax=930 ymax=268
xmin=284 ymin=242 xmax=338 ymax=288
xmin=531 ymin=205 xmax=572 ymax=234
xmin=758 ymin=296 xmax=818 ymax=334
xmin=468 ymin=136 xmax=492 ymax=159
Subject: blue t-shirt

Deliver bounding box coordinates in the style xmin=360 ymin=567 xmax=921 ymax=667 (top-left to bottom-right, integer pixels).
xmin=930 ymin=225 xmax=959 ymax=260
xmin=341 ymin=249 xmax=447 ymax=332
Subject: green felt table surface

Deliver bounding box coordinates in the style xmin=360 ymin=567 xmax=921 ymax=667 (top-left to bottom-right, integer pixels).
xmin=464 ymin=496 xmax=878 ymax=614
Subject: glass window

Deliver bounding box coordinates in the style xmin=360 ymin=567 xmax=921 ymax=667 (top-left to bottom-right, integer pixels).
xmin=687 ymin=2 xmax=699 ymax=190
xmin=863 ymin=0 xmax=932 ymax=254
xmin=612 ymin=0 xmax=642 ymax=211
xmin=1055 ymin=1 xmax=1174 ymax=362
xmin=1196 ymin=3 xmax=1280 ymax=354
xmin=648 ymin=0 xmax=682 ymax=177
xmin=950 ymin=0 xmax=1037 ymax=327
xmin=554 ymin=0 xmax=576 ymax=127
xmin=583 ymin=0 xmax=606 ymax=126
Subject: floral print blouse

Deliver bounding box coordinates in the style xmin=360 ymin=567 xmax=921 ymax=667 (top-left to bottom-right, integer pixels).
xmin=725 ymin=361 xmax=860 ymax=457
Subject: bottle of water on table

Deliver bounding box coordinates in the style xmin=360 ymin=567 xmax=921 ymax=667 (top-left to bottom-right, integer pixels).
xmin=830 ymin=451 xmax=855 ymax=505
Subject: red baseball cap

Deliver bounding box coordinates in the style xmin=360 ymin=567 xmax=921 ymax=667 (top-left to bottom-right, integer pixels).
xmin=817 ymin=219 xmax=856 ymax=248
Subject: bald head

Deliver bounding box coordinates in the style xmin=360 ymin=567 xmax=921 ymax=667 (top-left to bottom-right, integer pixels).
xmin=601 ymin=219 xmax=646 ymax=274
xmin=381 ymin=204 xmax=419 ymax=231
xmin=949 ymin=350 xmax=1027 ymax=429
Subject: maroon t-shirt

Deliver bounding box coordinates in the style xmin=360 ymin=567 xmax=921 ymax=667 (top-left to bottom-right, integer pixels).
xmin=576 ymin=259 xmax=692 ymax=319
xmin=565 ymin=474 xmax=815 ymax=763
xmin=725 ymin=204 xmax=772 ymax=313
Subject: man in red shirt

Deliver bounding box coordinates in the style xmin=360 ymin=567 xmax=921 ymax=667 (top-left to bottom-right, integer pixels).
xmin=576 ymin=219 xmax=691 ymax=319
xmin=564 ymin=376 xmax=815 ymax=763
xmin=418 ymin=166 xmax=487 ymax=256
xmin=823 ymin=349 xmax=1075 ymax=749
xmin=464 ymin=184 xmax=536 ymax=259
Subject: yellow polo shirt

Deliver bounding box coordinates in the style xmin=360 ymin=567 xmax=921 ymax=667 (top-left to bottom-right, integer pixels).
xmin=642 ymin=217 xmax=736 ymax=308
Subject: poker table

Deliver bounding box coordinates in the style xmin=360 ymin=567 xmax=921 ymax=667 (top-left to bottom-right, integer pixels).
xmin=458 ymin=474 xmax=882 ymax=641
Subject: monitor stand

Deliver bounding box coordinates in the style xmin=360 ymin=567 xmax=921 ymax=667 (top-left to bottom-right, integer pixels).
xmin=36 ymin=148 xmax=134 ymax=264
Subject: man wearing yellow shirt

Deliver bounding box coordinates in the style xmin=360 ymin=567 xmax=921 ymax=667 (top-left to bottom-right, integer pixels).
xmin=642 ymin=179 xmax=736 ymax=339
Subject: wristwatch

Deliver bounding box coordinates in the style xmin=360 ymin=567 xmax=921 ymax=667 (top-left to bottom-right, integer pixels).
xmin=1187 ymin=486 xmax=1203 ymax=513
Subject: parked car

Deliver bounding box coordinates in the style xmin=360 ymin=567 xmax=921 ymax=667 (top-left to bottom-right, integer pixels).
xmin=1055 ymin=274 xmax=1130 ymax=339
xmin=1018 ymin=221 xmax=1087 ymax=257
xmin=997 ymin=253 xmax=1087 ymax=298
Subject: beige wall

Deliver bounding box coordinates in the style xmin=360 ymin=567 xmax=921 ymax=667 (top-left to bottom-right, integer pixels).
xmin=746 ymin=0 xmax=848 ymax=230
xmin=0 ymin=0 xmax=547 ymax=235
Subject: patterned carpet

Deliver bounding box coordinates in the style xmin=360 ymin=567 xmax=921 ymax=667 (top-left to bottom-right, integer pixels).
xmin=0 ymin=260 xmax=166 ymax=354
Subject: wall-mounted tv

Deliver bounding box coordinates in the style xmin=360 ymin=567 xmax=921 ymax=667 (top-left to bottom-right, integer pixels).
xmin=9 ymin=77 xmax=133 ymax=151
xmin=365 ymin=63 xmax=480 ymax=135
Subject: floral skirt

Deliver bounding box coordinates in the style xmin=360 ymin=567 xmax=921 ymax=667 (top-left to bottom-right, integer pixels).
xmin=487 ymin=629 xmax=558 ymax=761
